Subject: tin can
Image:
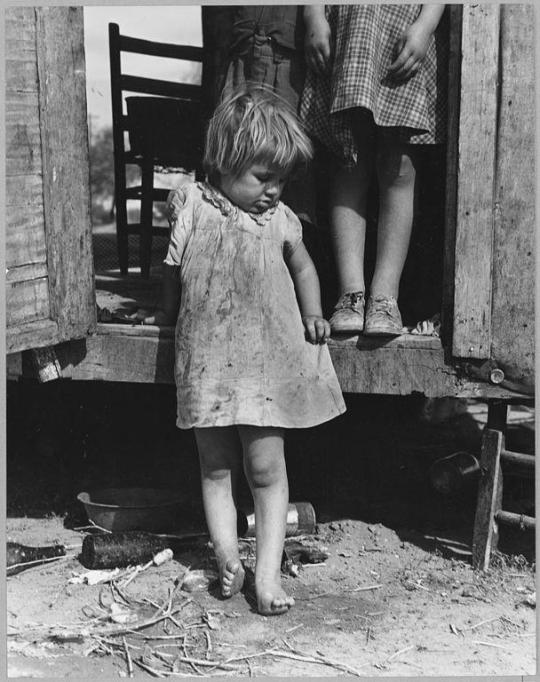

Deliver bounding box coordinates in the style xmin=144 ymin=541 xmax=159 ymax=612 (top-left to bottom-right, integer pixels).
xmin=238 ymin=501 xmax=316 ymax=538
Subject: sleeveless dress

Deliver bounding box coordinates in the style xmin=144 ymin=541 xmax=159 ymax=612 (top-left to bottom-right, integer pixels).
xmin=300 ymin=4 xmax=448 ymax=166
xmin=164 ymin=181 xmax=346 ymax=429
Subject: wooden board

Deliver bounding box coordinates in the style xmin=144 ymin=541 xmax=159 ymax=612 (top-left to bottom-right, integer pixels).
xmin=452 ymin=5 xmax=499 ymax=359
xmin=6 ymin=278 xmax=50 ymax=327
xmin=6 ymin=175 xmax=47 ymax=269
xmin=5 ymin=324 xmax=526 ymax=400
xmin=489 ymin=5 xmax=535 ymax=390
xmin=441 ymin=5 xmax=462 ymax=348
xmin=35 ymin=7 xmax=96 ymax=342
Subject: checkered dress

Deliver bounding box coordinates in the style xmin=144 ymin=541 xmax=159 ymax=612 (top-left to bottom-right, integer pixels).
xmin=300 ymin=5 xmax=448 ymax=165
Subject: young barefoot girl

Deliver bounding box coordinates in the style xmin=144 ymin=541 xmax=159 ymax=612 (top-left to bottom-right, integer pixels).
xmin=301 ymin=4 xmax=447 ymax=335
xmin=147 ymin=87 xmax=346 ymax=615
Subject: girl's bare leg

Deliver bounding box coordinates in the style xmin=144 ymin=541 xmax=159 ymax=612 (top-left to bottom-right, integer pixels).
xmin=371 ymin=138 xmax=417 ymax=298
xmin=195 ymin=426 xmax=245 ymax=597
xmin=329 ymin=163 xmax=370 ymax=296
xmin=329 ymin=111 xmax=376 ymax=295
xmin=238 ymin=425 xmax=292 ymax=615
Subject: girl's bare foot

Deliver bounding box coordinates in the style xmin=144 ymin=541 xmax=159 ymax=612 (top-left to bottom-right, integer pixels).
xmin=219 ymin=559 xmax=245 ymax=598
xmin=256 ymin=579 xmax=294 ymax=616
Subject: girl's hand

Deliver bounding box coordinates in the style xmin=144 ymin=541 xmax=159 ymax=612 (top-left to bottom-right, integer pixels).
xmin=304 ymin=13 xmax=332 ymax=75
xmin=302 ymin=315 xmax=331 ymax=344
xmin=387 ymin=20 xmax=433 ymax=83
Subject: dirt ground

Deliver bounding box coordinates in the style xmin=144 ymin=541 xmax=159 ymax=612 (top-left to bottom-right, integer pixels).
xmin=7 ymin=383 xmax=536 ymax=677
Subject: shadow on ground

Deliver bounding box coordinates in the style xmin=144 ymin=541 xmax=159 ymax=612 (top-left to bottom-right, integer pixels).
xmin=7 ymin=381 xmax=535 ymax=563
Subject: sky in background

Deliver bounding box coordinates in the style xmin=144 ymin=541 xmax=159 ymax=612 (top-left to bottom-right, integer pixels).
xmin=84 ymin=6 xmax=202 ymax=134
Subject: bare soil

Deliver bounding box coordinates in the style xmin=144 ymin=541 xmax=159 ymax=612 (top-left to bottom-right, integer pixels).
xmin=7 ymin=382 xmax=535 ymax=677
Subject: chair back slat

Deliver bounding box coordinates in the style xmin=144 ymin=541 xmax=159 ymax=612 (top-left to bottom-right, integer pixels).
xmin=118 ymin=34 xmax=203 ymax=62
xmin=120 ymin=75 xmax=201 ymax=101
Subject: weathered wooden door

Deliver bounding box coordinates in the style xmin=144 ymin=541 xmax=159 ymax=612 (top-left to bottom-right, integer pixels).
xmin=446 ymin=4 xmax=535 ymax=392
xmin=6 ymin=7 xmax=95 ymax=354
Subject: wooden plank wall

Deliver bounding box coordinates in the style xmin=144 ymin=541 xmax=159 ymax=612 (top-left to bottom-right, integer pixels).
xmin=5 ymin=8 xmax=51 ymax=330
xmin=489 ymin=5 xmax=535 ymax=390
xmin=6 ymin=7 xmax=96 ymax=354
xmin=452 ymin=5 xmax=500 ymax=359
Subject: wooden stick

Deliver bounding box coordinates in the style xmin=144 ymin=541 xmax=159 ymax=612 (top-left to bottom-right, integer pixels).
xmin=267 ymin=648 xmax=369 ymax=676
xmin=122 ymin=636 xmax=134 ymax=677
xmin=467 ymin=616 xmax=499 ymax=630
xmin=133 ymin=659 xmax=167 ymax=677
xmin=387 ymin=644 xmax=415 ymax=661
xmin=472 ymin=640 xmax=509 ymax=649
xmin=353 ymin=583 xmax=383 ymax=592
xmin=7 ymin=555 xmax=69 ymax=571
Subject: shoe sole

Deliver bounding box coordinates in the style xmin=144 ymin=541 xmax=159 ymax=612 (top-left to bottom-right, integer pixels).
xmin=363 ymin=327 xmax=403 ymax=337
xmin=330 ymin=322 xmax=364 ymax=334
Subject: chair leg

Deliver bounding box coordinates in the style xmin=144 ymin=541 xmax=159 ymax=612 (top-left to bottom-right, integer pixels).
xmin=114 ymin=167 xmax=129 ymax=275
xmin=472 ymin=401 xmax=507 ymax=570
xmin=139 ymin=156 xmax=154 ymax=279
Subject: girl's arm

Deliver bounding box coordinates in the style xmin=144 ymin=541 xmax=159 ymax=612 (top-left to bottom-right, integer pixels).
xmin=142 ymin=264 xmax=181 ymax=326
xmin=303 ymin=5 xmax=332 ymax=76
xmin=387 ymin=4 xmax=446 ymax=82
xmin=287 ymin=242 xmax=330 ymax=344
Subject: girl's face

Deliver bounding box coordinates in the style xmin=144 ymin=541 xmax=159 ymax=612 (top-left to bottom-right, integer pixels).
xmin=219 ymin=163 xmax=288 ymax=213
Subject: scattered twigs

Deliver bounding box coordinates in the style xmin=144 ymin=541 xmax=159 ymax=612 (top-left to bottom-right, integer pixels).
xmin=212 ymin=647 xmax=369 ymax=677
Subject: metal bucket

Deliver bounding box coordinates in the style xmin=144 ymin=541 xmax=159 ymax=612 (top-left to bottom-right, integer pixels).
xmin=77 ymin=488 xmax=186 ymax=533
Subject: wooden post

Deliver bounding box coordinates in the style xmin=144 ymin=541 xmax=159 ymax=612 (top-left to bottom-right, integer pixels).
xmin=452 ymin=5 xmax=500 ymax=360
xmin=472 ymin=428 xmax=504 ymax=570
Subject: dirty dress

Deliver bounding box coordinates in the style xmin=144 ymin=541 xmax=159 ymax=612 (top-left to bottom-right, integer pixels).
xmin=164 ymin=181 xmax=346 ymax=429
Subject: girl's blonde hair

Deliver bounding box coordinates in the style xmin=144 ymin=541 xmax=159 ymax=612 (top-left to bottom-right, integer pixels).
xmin=203 ymin=84 xmax=313 ymax=178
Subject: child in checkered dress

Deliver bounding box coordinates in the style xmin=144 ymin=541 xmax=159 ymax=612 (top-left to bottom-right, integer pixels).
xmin=300 ymin=5 xmax=447 ymax=335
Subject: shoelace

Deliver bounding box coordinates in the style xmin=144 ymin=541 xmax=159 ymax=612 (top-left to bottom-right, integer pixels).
xmin=371 ymin=297 xmax=397 ymax=317
xmin=336 ymin=292 xmax=364 ymax=310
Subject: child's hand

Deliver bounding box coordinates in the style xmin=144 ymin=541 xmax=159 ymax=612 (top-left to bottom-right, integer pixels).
xmin=304 ymin=14 xmax=332 ymax=75
xmin=387 ymin=21 xmax=433 ymax=83
xmin=302 ymin=315 xmax=331 ymax=344
xmin=128 ymin=308 xmax=175 ymax=326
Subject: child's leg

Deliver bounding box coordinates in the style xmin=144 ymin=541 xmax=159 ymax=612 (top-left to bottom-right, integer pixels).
xmin=329 ymin=163 xmax=369 ymax=296
xmin=327 ymin=111 xmax=376 ymax=332
xmin=195 ymin=426 xmax=245 ymax=597
xmin=237 ymin=425 xmax=292 ymax=615
xmin=371 ymin=137 xmax=417 ymax=299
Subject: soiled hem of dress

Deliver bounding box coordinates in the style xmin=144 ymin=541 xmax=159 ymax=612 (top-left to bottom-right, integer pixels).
xmin=175 ymin=407 xmax=347 ymax=431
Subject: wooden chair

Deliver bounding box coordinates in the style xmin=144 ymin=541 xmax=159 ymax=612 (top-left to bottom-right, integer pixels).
xmin=472 ymin=399 xmax=535 ymax=570
xmin=108 ymin=23 xmax=204 ymax=278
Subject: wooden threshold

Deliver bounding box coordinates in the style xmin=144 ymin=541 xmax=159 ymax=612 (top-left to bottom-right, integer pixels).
xmin=5 ymin=321 xmax=527 ymax=400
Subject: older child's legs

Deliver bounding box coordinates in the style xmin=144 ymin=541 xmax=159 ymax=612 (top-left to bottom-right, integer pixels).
xmin=238 ymin=425 xmax=293 ymax=615
xmin=195 ymin=426 xmax=245 ymax=597
xmin=371 ymin=138 xmax=417 ymax=299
